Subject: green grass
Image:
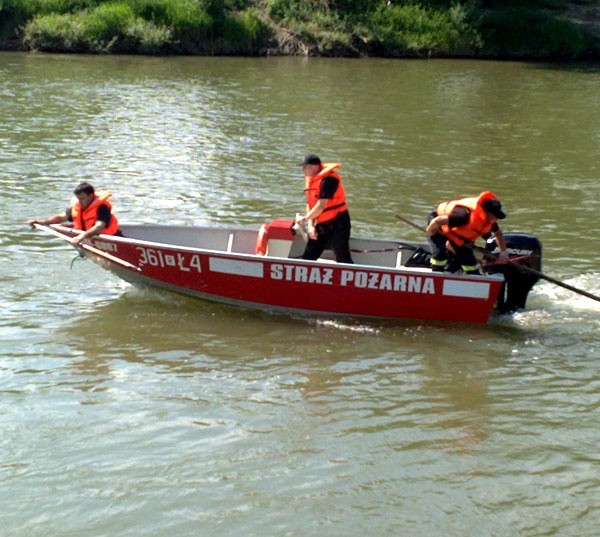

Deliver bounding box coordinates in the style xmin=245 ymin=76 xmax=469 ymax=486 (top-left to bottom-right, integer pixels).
xmin=12 ymin=0 xmax=268 ymax=53
xmin=0 ymin=0 xmax=598 ymax=58
xmin=22 ymin=2 xmax=172 ymax=52
xmin=364 ymin=3 xmax=481 ymax=57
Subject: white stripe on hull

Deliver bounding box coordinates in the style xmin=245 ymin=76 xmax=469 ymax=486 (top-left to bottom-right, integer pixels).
xmin=442 ymin=279 xmax=490 ymax=299
xmin=208 ymin=257 xmax=264 ymax=278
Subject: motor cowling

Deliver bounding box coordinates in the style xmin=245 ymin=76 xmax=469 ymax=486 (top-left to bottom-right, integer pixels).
xmin=484 ymin=233 xmax=542 ymax=313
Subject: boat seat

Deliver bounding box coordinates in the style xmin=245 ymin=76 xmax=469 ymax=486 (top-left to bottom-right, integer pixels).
xmin=256 ymin=220 xmax=298 ymax=258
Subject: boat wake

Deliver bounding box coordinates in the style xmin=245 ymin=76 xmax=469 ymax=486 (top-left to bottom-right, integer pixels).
xmin=499 ymin=271 xmax=599 ymax=333
xmin=313 ymin=318 xmax=382 ymax=334
xmin=530 ymin=272 xmax=599 ymax=312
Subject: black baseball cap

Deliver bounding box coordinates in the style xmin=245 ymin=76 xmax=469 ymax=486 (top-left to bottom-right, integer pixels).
xmin=300 ymin=154 xmax=322 ymax=166
xmin=481 ymin=198 xmax=506 ymax=219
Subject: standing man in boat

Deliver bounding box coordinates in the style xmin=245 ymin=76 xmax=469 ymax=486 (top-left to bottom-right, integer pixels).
xmin=426 ymin=191 xmax=509 ymax=274
xmin=295 ymin=154 xmax=354 ymax=264
xmin=27 ymin=182 xmax=121 ymax=245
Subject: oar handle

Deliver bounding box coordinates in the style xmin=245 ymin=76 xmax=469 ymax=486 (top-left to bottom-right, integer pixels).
xmin=506 ymin=262 xmax=599 ymax=302
xmin=33 ymin=223 xmax=141 ymax=272
xmin=394 ymin=214 xmax=600 ymax=303
xmin=395 ymin=213 xmax=429 ymax=235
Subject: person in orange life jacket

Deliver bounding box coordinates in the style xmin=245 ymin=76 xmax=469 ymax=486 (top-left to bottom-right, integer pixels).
xmin=27 ymin=182 xmax=122 ymax=246
xmin=294 ymin=154 xmax=353 ymax=264
xmin=426 ymin=191 xmax=509 ymax=275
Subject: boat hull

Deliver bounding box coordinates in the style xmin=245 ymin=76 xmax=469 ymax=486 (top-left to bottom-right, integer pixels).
xmin=47 ymin=225 xmax=505 ymax=324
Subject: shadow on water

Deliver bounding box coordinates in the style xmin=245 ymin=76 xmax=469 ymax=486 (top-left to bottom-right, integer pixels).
xmin=526 ymin=61 xmax=600 ymax=73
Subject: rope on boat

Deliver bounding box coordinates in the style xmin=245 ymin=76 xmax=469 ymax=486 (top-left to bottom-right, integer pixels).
xmin=350 ymin=242 xmax=419 ymax=254
xmin=70 ymin=250 xmax=86 ymax=270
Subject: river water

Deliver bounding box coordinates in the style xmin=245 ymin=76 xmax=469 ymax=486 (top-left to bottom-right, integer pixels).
xmin=1 ymin=52 xmax=599 ymax=536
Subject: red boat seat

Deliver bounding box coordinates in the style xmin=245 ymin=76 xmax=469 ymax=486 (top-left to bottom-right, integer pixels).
xmin=256 ymin=220 xmax=296 ymax=257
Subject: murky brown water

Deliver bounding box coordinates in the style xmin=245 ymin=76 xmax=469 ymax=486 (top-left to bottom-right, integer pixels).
xmin=1 ymin=53 xmax=599 ymax=536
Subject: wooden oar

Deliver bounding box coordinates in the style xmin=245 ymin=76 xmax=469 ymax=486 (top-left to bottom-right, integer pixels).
xmin=33 ymin=223 xmax=141 ymax=272
xmin=395 ymin=214 xmax=600 ymax=303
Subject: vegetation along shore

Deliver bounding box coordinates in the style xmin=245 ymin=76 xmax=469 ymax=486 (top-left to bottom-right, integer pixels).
xmin=1 ymin=1 xmax=599 ymax=60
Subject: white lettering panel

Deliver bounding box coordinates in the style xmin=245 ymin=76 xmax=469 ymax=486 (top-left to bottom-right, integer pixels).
xmin=443 ymin=280 xmax=490 ymax=299
xmin=209 ymin=257 xmax=264 ymax=278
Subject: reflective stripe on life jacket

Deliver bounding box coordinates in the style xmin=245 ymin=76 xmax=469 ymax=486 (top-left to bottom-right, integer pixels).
xmin=70 ymin=191 xmax=120 ymax=235
xmin=304 ymin=162 xmax=347 ymax=224
xmin=436 ymin=191 xmax=498 ymax=247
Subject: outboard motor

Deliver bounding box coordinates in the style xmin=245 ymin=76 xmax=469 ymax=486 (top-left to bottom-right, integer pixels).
xmin=404 ymin=232 xmax=543 ymax=314
xmin=484 ymin=233 xmax=542 ymax=313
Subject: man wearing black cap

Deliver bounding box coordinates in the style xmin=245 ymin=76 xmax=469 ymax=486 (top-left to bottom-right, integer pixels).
xmin=295 ymin=154 xmax=353 ymax=264
xmin=426 ymin=191 xmax=508 ymax=274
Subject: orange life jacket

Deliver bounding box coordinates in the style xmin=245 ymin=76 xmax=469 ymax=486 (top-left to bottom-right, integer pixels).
xmin=304 ymin=162 xmax=347 ymax=224
xmin=436 ymin=191 xmax=498 ymax=247
xmin=70 ymin=191 xmax=120 ymax=235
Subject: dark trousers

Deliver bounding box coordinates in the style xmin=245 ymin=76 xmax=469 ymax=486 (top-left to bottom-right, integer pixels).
xmin=302 ymin=210 xmax=353 ymax=264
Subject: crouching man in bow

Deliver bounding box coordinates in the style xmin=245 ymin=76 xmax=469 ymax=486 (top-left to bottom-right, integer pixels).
xmin=426 ymin=191 xmax=509 ymax=275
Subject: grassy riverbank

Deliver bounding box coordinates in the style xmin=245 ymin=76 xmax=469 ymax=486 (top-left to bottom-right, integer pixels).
xmin=1 ymin=0 xmax=598 ymax=59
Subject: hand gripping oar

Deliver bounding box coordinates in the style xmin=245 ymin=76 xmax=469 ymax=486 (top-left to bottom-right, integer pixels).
xmin=33 ymin=223 xmax=141 ymax=272
xmin=395 ymin=214 xmax=600 ymax=303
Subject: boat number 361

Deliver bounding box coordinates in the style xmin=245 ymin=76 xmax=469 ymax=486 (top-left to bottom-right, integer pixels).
xmin=136 ymin=247 xmax=202 ymax=272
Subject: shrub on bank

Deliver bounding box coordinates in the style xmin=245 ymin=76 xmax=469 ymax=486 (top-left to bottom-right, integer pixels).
xmin=23 ymin=3 xmax=171 ymax=52
xmin=265 ymin=4 xmax=356 ymax=56
xmin=84 ymin=2 xmax=133 ymax=41
xmin=19 ymin=0 xmax=268 ymax=53
xmin=266 ymin=0 xmax=481 ymax=57
xmin=364 ymin=3 xmax=481 ymax=56
xmin=478 ymin=6 xmax=592 ymax=59
xmin=123 ymin=17 xmax=172 ymax=53
xmin=220 ymin=8 xmax=270 ymax=53
xmin=2 ymin=0 xmax=599 ymax=58
xmin=160 ymin=0 xmax=212 ymax=40
xmin=22 ymin=13 xmax=87 ymax=51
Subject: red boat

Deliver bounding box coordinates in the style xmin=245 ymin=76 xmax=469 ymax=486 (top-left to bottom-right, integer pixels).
xmin=34 ymin=220 xmax=542 ymax=324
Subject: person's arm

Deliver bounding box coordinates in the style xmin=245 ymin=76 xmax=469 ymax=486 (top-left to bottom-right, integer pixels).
xmin=427 ymin=208 xmax=470 ymax=236
xmin=300 ymin=199 xmax=329 ymax=223
xmin=71 ymin=205 xmax=111 ymax=245
xmin=296 ymin=176 xmax=338 ymax=239
xmin=296 ymin=177 xmax=338 ymax=223
xmin=71 ymin=221 xmax=106 ymax=245
xmin=27 ymin=212 xmax=68 ymax=227
xmin=295 ymin=200 xmax=328 ymax=240
xmin=493 ymin=227 xmax=509 ymax=263
xmin=426 ymin=215 xmax=449 ymax=235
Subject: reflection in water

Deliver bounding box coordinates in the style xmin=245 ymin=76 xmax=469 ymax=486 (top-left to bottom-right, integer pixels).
xmin=421 ymin=355 xmax=493 ymax=455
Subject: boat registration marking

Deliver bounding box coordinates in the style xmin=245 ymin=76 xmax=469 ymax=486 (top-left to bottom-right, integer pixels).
xmin=209 ymin=257 xmax=264 ymax=278
xmin=136 ymin=247 xmax=202 ymax=272
xmin=442 ymin=280 xmax=490 ymax=299
xmin=94 ymin=240 xmax=118 ymax=252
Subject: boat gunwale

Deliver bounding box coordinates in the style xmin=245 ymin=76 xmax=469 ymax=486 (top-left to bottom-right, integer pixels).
xmin=50 ymin=223 xmax=505 ymax=282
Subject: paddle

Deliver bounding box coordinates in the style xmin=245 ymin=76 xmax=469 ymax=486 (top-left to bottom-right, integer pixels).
xmin=33 ymin=223 xmax=141 ymax=272
xmin=394 ymin=214 xmax=600 ymax=303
